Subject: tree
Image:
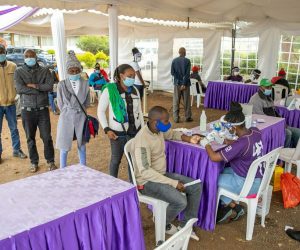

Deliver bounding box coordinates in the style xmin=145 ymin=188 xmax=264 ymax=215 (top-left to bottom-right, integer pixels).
xmin=77 ymin=52 xmax=96 ymax=68
xmin=76 ymin=35 xmax=109 ymax=55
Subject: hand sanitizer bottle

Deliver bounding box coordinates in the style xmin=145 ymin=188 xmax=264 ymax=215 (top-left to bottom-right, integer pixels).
xmin=200 ymin=110 xmax=207 ymax=132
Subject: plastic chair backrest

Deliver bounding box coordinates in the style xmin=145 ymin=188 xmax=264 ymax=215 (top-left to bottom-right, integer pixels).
xmin=154 ymin=218 xmax=198 ymax=250
xmin=273 ymin=85 xmax=288 ymax=101
xmin=190 ymin=78 xmax=198 ymax=96
xmin=124 ymin=139 xmax=138 ymax=186
xmin=239 ymin=147 xmax=281 ymax=199
xmin=292 ymin=139 xmax=300 ymax=161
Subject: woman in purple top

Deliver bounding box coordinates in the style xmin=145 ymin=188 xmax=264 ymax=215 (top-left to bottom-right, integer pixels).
xmin=201 ymin=102 xmax=263 ymax=224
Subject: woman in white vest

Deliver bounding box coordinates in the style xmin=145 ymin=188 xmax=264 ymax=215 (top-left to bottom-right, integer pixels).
xmin=98 ymin=64 xmax=143 ymax=178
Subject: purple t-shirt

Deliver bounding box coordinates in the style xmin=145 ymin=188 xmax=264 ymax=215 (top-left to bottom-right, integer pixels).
xmin=220 ymin=127 xmax=263 ymax=178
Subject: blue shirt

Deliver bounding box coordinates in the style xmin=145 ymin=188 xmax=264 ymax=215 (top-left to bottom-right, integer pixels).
xmin=88 ymin=72 xmax=107 ymax=87
xmin=171 ymin=56 xmax=191 ymax=86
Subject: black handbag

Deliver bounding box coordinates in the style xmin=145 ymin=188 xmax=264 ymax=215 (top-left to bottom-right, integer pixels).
xmin=73 ymin=94 xmax=99 ymax=143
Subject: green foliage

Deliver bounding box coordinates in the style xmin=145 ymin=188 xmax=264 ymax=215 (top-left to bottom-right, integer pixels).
xmin=95 ymin=50 xmax=108 ymax=61
xmin=76 ymin=35 xmax=109 ymax=55
xmin=77 ymin=52 xmax=96 ymax=68
xmin=47 ymin=49 xmax=55 ymax=55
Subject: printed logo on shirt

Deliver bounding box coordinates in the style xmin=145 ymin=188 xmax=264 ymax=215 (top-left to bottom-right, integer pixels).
xmin=225 ymin=145 xmax=232 ymax=152
xmin=252 ymin=140 xmax=263 ymax=158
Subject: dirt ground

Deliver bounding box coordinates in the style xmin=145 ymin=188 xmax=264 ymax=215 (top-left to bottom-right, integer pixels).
xmin=0 ymin=91 xmax=299 ymax=249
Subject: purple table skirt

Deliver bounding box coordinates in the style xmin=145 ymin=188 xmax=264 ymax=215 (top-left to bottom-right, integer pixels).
xmin=276 ymin=106 xmax=300 ymax=129
xmin=204 ymin=81 xmax=259 ymax=110
xmin=165 ymin=116 xmax=285 ymax=231
xmin=0 ymin=188 xmax=145 ymax=250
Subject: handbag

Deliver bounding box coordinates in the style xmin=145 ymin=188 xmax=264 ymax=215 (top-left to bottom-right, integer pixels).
xmin=73 ymin=94 xmax=99 ymax=143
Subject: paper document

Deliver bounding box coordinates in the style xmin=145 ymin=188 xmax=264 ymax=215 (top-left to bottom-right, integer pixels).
xmin=184 ymin=179 xmax=201 ymax=187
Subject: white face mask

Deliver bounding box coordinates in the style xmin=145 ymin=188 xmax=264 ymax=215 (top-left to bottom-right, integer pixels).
xmin=233 ymin=71 xmax=239 ymax=76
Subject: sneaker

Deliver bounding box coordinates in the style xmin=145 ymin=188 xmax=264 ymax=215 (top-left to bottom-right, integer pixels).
xmin=216 ymin=206 xmax=233 ymax=224
xmin=185 ymin=118 xmax=193 ymax=122
xmin=13 ymin=149 xmax=27 ymax=159
xmin=30 ymin=163 xmax=38 ymax=173
xmin=178 ymin=226 xmax=199 ymax=241
xmin=232 ymin=204 xmax=245 ymax=221
xmin=48 ymin=162 xmax=57 ymax=171
xmin=166 ymin=223 xmax=178 ymax=235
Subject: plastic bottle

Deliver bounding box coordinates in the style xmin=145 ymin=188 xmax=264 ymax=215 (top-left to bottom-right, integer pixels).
xmin=200 ymin=110 xmax=207 ymax=132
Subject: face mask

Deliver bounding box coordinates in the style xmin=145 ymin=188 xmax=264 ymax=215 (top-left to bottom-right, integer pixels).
xmin=156 ymin=120 xmax=172 ymax=133
xmin=69 ymin=73 xmax=81 ymax=81
xmin=263 ymin=89 xmax=272 ymax=96
xmin=95 ymin=70 xmax=100 ymax=73
xmin=25 ymin=58 xmax=36 ymax=67
xmin=0 ymin=54 xmax=6 ymax=63
xmin=123 ymin=77 xmax=135 ymax=87
xmin=233 ymin=71 xmax=239 ymax=76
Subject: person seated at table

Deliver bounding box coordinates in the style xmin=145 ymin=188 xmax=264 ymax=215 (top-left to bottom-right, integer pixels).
xmin=89 ymin=63 xmax=109 ymax=90
xmin=225 ymin=67 xmax=243 ymax=82
xmin=244 ymin=69 xmax=261 ymax=84
xmin=81 ymin=65 xmax=89 ymax=81
xmin=271 ymin=68 xmax=290 ymax=97
xmin=200 ymin=102 xmax=263 ymax=223
xmin=131 ymin=106 xmax=202 ymax=240
xmin=190 ymin=65 xmax=206 ymax=93
xmin=249 ymin=78 xmax=300 ymax=148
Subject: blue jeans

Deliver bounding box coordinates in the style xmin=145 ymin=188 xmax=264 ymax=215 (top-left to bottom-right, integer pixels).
xmin=285 ymin=126 xmax=300 ymax=148
xmin=48 ymin=92 xmax=57 ymax=112
xmin=140 ymin=172 xmax=202 ymax=226
xmin=60 ymin=144 xmax=86 ymax=168
xmin=0 ymin=105 xmax=21 ymax=154
xmin=218 ymin=167 xmax=261 ymax=205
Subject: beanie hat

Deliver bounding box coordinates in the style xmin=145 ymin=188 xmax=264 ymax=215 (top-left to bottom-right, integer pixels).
xmin=66 ymin=50 xmax=81 ymax=71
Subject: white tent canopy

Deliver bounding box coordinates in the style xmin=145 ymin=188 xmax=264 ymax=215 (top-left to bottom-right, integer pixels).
xmin=2 ymin=0 xmax=300 ymax=23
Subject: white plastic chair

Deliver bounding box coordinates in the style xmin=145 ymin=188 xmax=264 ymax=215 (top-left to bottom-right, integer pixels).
xmin=279 ymin=139 xmax=300 ymax=178
xmin=215 ymin=147 xmax=282 ymax=241
xmin=190 ymin=79 xmax=205 ymax=108
xmin=124 ymin=140 xmax=169 ymax=246
xmin=154 ymin=218 xmax=198 ymax=250
xmin=273 ymin=85 xmax=289 ymax=102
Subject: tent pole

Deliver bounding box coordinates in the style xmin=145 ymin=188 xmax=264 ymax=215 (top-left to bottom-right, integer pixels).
xmin=108 ymin=5 xmax=118 ymax=80
xmin=51 ymin=11 xmax=67 ymax=80
xmin=231 ymin=20 xmax=237 ymax=70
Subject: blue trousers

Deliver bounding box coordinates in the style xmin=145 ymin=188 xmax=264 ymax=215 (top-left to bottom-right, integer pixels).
xmin=218 ymin=167 xmax=261 ymax=205
xmin=285 ymin=126 xmax=300 ymax=148
xmin=0 ymin=105 xmax=21 ymax=154
xmin=60 ymin=144 xmax=86 ymax=168
xmin=48 ymin=92 xmax=57 ymax=112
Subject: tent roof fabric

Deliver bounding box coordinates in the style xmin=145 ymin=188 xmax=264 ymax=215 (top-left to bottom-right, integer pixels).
xmin=1 ymin=0 xmax=300 ymax=23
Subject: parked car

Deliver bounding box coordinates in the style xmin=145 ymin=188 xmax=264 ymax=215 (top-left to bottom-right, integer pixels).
xmin=6 ymin=47 xmax=55 ymax=67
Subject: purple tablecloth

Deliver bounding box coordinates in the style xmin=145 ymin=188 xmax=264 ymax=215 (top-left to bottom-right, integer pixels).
xmin=204 ymin=81 xmax=259 ymax=110
xmin=0 ymin=165 xmax=145 ymax=250
xmin=276 ymin=105 xmax=300 ymax=128
xmin=166 ymin=114 xmax=285 ymax=231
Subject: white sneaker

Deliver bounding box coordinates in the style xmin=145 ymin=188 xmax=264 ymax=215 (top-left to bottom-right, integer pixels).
xmin=166 ymin=224 xmax=179 ymax=235
xmin=177 ymin=226 xmax=199 ymax=241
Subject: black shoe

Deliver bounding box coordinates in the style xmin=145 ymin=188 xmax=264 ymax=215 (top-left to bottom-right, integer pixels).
xmin=48 ymin=162 xmax=57 ymax=171
xmin=185 ymin=118 xmax=193 ymax=122
xmin=232 ymin=204 xmax=245 ymax=221
xmin=217 ymin=206 xmax=233 ymax=224
xmin=13 ymin=149 xmax=27 ymax=159
xmin=286 ymin=229 xmax=300 ymax=242
xmin=30 ymin=163 xmax=38 ymax=173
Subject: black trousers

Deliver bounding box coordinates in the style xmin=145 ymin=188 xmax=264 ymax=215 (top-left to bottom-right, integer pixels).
xmin=21 ymin=108 xmax=55 ymax=164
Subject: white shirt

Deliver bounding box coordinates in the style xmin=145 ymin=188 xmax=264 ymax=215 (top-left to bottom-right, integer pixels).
xmin=70 ymin=80 xmax=80 ymax=95
xmin=130 ymin=61 xmax=142 ymax=86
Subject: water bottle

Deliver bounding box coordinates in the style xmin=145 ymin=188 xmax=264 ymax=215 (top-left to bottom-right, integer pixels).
xmin=200 ymin=110 xmax=207 ymax=132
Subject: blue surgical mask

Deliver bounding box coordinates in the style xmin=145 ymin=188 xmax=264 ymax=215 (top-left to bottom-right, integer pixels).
xmin=68 ymin=73 xmax=81 ymax=81
xmin=264 ymin=89 xmax=272 ymax=96
xmin=156 ymin=120 xmax=172 ymax=133
xmin=95 ymin=70 xmax=100 ymax=74
xmin=0 ymin=54 xmax=6 ymax=63
xmin=123 ymin=77 xmax=135 ymax=87
xmin=25 ymin=58 xmax=36 ymax=67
